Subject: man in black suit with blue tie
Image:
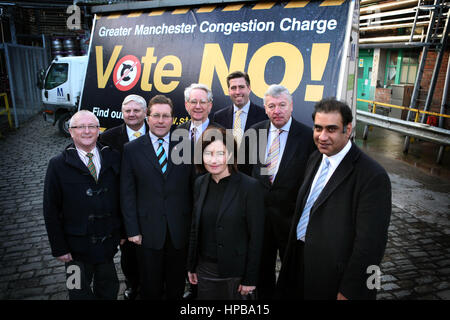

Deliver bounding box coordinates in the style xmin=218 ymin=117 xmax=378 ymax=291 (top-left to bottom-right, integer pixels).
xmin=120 ymin=95 xmax=194 ymax=300
xmin=99 ymin=94 xmax=149 ymax=300
xmin=249 ymin=85 xmax=315 ymax=299
xmin=212 ymin=71 xmax=267 ymax=175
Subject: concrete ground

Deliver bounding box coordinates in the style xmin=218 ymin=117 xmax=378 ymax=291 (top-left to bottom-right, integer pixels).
xmin=0 ymin=115 xmax=448 ymax=300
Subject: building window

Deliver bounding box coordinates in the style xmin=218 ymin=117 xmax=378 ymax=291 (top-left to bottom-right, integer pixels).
xmin=384 ymin=50 xmax=419 ymax=86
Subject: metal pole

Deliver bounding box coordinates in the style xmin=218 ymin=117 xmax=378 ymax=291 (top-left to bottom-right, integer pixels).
xmin=438 ymin=55 xmax=450 ymax=128
xmin=420 ymin=6 xmax=449 ymax=123
xmin=4 ymin=44 xmax=19 ymax=128
xmin=404 ymin=0 xmax=441 ymax=153
xmin=409 ymin=0 xmax=421 ymax=42
xmin=436 ymin=52 xmax=450 ymax=164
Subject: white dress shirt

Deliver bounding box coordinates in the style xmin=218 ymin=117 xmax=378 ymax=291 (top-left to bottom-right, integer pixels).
xmin=306 ymin=140 xmax=352 ymax=201
xmin=76 ymin=146 xmax=101 ymax=179
xmin=149 ymin=131 xmax=170 ymax=156
xmin=233 ymin=100 xmax=250 ymax=131
xmin=189 ymin=118 xmax=210 ymax=142
xmin=126 ymin=124 xmax=146 ymax=142
xmin=264 ymin=117 xmax=292 ymax=181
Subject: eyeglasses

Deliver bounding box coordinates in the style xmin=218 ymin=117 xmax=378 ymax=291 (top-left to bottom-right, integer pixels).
xmin=265 ymin=103 xmax=289 ymax=111
xmin=188 ymin=100 xmax=209 ymax=107
xmin=70 ymin=125 xmax=99 ymax=130
xmin=149 ymin=113 xmax=172 ymax=120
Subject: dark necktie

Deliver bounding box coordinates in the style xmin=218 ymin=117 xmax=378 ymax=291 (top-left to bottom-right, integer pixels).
xmin=86 ymin=152 xmax=97 ymax=182
xmin=191 ymin=127 xmax=197 ymax=142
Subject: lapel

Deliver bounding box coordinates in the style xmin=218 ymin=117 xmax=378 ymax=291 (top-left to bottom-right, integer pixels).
xmin=141 ymin=134 xmax=164 ymax=175
xmin=310 ymin=143 xmax=360 ymax=214
xmin=64 ymin=144 xmax=91 ymax=174
xmin=216 ymin=172 xmax=241 ymax=224
xmin=273 ymin=119 xmax=300 ymax=185
xmin=97 ymin=143 xmax=108 ymax=177
xmin=120 ymin=123 xmax=130 ymax=144
xmin=245 ymin=103 xmax=256 ymax=131
xmin=226 ymin=106 xmax=234 ymax=129
xmin=255 ymin=121 xmax=271 ymax=188
xmin=164 ymin=135 xmax=176 ymax=177
xmin=297 ymin=152 xmax=322 ymax=212
xmin=195 ymin=173 xmax=211 ymax=227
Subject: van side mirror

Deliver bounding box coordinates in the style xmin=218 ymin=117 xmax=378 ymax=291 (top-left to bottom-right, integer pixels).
xmin=37 ymin=68 xmax=45 ymax=89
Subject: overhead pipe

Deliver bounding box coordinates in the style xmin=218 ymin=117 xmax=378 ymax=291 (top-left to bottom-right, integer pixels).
xmin=360 ymin=0 xmax=418 ymax=14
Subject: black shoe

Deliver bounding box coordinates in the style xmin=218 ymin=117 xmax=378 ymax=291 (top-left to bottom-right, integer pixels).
xmin=124 ymin=287 xmax=138 ymax=300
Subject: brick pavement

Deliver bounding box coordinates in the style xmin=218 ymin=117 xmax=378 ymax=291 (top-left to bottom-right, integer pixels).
xmin=0 ymin=114 xmax=449 ymax=300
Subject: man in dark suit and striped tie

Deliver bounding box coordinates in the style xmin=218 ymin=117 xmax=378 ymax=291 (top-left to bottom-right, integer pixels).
xmin=120 ymin=95 xmax=194 ymax=300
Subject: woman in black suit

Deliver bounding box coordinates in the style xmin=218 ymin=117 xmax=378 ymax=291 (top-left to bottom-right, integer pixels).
xmin=187 ymin=126 xmax=265 ymax=300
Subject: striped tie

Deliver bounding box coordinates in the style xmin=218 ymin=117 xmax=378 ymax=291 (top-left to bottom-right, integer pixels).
xmin=233 ymin=109 xmax=243 ymax=146
xmin=191 ymin=127 xmax=197 ymax=142
xmin=86 ymin=152 xmax=97 ymax=182
xmin=156 ymin=138 xmax=168 ymax=174
xmin=266 ymin=129 xmax=282 ymax=184
xmin=296 ymin=158 xmax=330 ymax=241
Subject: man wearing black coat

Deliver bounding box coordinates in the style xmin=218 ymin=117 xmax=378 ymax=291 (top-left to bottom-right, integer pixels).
xmin=249 ymin=85 xmax=315 ymax=299
xmin=277 ymin=98 xmax=391 ymax=300
xmin=212 ymin=71 xmax=267 ymax=175
xmin=43 ymin=110 xmax=123 ymax=300
xmin=99 ymin=94 xmax=148 ymax=300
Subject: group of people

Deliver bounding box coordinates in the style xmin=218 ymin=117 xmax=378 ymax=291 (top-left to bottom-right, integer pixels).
xmin=43 ymin=71 xmax=392 ymax=300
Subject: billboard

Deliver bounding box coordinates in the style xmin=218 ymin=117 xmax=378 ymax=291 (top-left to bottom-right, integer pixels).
xmin=80 ymin=0 xmax=356 ymax=129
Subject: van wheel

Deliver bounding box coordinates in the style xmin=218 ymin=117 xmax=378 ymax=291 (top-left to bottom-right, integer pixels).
xmin=58 ymin=113 xmax=71 ymax=137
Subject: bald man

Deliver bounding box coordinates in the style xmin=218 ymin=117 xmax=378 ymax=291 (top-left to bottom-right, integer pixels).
xmin=43 ymin=110 xmax=123 ymax=300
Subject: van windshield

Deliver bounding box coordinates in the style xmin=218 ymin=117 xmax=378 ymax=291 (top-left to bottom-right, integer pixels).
xmin=44 ymin=63 xmax=68 ymax=90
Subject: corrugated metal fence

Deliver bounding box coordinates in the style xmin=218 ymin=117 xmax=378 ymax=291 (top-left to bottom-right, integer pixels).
xmin=2 ymin=44 xmax=48 ymax=128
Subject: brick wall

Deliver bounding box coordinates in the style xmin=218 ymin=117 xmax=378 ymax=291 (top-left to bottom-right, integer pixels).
xmin=419 ymin=49 xmax=449 ymax=128
xmin=375 ymin=88 xmax=392 ymax=104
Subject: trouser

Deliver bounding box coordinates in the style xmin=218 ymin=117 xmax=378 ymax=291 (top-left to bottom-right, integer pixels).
xmin=65 ymin=259 xmax=119 ymax=300
xmin=257 ymin=218 xmax=288 ymax=300
xmin=196 ymin=257 xmax=247 ymax=300
xmin=294 ymin=240 xmax=305 ymax=300
xmin=137 ymin=229 xmax=187 ymax=300
xmin=120 ymin=241 xmax=140 ymax=290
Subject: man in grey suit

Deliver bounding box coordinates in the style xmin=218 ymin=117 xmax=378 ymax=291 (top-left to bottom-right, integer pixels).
xmin=278 ymin=98 xmax=391 ymax=300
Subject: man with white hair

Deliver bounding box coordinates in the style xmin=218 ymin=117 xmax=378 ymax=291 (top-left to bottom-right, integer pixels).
xmin=100 ymin=94 xmax=149 ymax=154
xmin=99 ymin=94 xmax=149 ymax=300
xmin=178 ymin=83 xmax=222 ymax=143
xmin=43 ymin=110 xmax=123 ymax=299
